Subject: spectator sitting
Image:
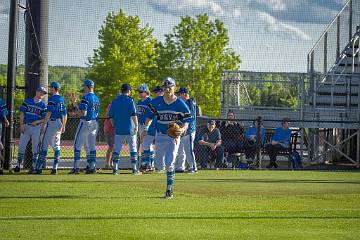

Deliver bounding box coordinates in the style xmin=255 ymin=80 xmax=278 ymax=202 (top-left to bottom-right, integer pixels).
xmin=265 ymin=118 xmax=292 ymax=169
xmin=219 ymin=110 xmax=244 ymax=155
xmin=198 ymin=120 xmax=225 ymax=168
xmin=244 ymin=116 xmax=265 ymax=162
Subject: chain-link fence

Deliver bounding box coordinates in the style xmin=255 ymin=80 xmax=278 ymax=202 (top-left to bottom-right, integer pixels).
xmin=7 ymin=116 xmax=306 ymax=171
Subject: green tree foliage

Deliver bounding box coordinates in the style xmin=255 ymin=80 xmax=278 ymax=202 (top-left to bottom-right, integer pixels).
xmin=87 ymin=10 xmax=158 ymax=115
xmin=156 ymin=14 xmax=241 ymax=117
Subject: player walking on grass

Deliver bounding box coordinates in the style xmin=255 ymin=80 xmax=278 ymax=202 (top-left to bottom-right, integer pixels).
xmin=144 ymin=77 xmax=191 ymax=199
xmin=136 ymin=84 xmax=153 ymax=172
xmin=36 ymin=82 xmax=67 ymax=175
xmin=13 ymin=87 xmax=47 ymax=174
xmin=108 ymin=83 xmax=141 ymax=175
xmin=69 ymin=79 xmax=100 ymax=174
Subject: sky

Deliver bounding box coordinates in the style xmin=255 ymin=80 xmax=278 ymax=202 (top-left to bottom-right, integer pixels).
xmin=0 ymin=0 xmax=349 ymax=73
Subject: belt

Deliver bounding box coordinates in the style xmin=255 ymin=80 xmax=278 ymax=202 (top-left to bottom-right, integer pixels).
xmin=50 ymin=118 xmax=59 ymax=121
xmin=26 ymin=123 xmax=40 ymax=126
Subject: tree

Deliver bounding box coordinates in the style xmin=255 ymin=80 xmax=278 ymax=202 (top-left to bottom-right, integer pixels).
xmin=156 ymin=14 xmax=241 ymax=117
xmin=87 ymin=10 xmax=158 ymax=116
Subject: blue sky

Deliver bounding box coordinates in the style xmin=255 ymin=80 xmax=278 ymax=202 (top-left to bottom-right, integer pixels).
xmin=0 ymin=0 xmax=348 ymax=72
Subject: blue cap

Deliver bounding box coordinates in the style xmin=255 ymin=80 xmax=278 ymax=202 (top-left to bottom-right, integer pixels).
xmin=163 ymin=77 xmax=176 ymax=87
xmin=121 ymin=83 xmax=132 ymax=91
xmin=152 ymin=86 xmax=164 ymax=93
xmin=177 ymin=87 xmax=188 ymax=94
xmin=83 ymin=79 xmax=94 ymax=87
xmin=36 ymin=86 xmax=48 ymax=94
xmin=50 ymin=81 xmax=61 ymax=89
xmin=138 ymin=84 xmax=149 ymax=92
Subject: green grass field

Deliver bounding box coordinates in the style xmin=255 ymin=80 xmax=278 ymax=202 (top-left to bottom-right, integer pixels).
xmin=0 ymin=170 xmax=359 ymax=239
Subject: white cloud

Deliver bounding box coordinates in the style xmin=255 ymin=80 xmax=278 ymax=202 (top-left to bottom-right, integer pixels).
xmin=150 ymin=0 xmax=224 ymax=16
xmin=258 ymin=11 xmax=311 ymax=41
xmin=255 ymin=0 xmax=287 ymax=11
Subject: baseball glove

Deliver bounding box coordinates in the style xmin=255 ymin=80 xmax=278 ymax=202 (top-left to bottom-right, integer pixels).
xmin=167 ymin=122 xmax=183 ymax=138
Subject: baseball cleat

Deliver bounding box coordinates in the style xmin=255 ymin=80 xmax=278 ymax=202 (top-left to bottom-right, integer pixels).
xmin=188 ymin=168 xmax=198 ymax=174
xmin=27 ymin=167 xmax=35 ymax=174
xmin=113 ymin=170 xmax=118 ymax=175
xmin=68 ymin=168 xmax=80 ymax=174
xmin=50 ymin=169 xmax=57 ymax=175
xmin=132 ymin=170 xmax=142 ymax=175
xmin=34 ymin=169 xmax=43 ymax=175
xmin=85 ymin=168 xmax=96 ymax=174
xmin=12 ymin=166 xmax=20 ymax=173
xmin=165 ymin=189 xmax=173 ymax=199
xmin=175 ymin=169 xmax=185 ymax=173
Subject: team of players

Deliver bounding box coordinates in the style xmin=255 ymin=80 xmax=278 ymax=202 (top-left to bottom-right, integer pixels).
xmin=2 ymin=77 xmax=197 ymax=198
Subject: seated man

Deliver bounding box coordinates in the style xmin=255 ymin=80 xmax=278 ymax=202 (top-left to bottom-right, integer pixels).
xmin=244 ymin=116 xmax=265 ymax=162
xmin=197 ymin=120 xmax=224 ymax=168
xmin=219 ymin=110 xmax=244 ymax=155
xmin=265 ymin=118 xmax=292 ymax=169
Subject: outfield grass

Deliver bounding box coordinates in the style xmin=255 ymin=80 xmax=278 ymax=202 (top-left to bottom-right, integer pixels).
xmin=0 ymin=170 xmax=359 ymax=239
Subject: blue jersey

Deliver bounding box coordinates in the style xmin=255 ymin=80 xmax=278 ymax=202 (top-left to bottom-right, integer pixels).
xmin=47 ymin=94 xmax=67 ymax=119
xmin=245 ymin=126 xmax=265 ymax=144
xmin=109 ymin=94 xmax=137 ymax=135
xmin=79 ymin=93 xmax=100 ymax=121
xmin=148 ymin=118 xmax=157 ymax=136
xmin=183 ymin=98 xmax=197 ymax=134
xmin=0 ymin=98 xmax=8 ymax=119
xmin=272 ymin=127 xmax=292 ymax=148
xmin=20 ymin=98 xmax=47 ymax=124
xmin=137 ymin=97 xmax=152 ymax=125
xmin=146 ymin=96 xmax=191 ymax=134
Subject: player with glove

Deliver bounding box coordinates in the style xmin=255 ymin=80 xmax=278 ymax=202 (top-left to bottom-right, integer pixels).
xmin=144 ymin=77 xmax=191 ymax=199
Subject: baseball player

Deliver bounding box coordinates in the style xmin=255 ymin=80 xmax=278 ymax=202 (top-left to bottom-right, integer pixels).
xmin=147 ymin=86 xmax=164 ymax=172
xmin=144 ymin=77 xmax=191 ymax=199
xmin=69 ymin=79 xmax=100 ymax=174
xmin=36 ymin=82 xmax=67 ymax=174
xmin=12 ymin=86 xmax=47 ymax=174
xmin=0 ymin=98 xmax=9 ymax=175
xmin=108 ymin=83 xmax=140 ymax=175
xmin=136 ymin=84 xmax=152 ymax=172
xmin=175 ymin=87 xmax=197 ymax=174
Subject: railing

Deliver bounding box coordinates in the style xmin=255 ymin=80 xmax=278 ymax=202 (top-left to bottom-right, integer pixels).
xmin=308 ymin=0 xmax=360 ymax=109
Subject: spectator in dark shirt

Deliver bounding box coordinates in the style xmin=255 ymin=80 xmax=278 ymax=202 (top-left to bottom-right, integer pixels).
xmin=265 ymin=118 xmax=292 ymax=169
xmin=198 ymin=120 xmax=224 ymax=168
xmin=244 ymin=116 xmax=265 ymax=162
xmin=220 ymin=110 xmax=244 ymax=155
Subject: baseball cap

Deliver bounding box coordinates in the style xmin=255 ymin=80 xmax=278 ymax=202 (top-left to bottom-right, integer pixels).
xmin=50 ymin=81 xmax=61 ymax=89
xmin=282 ymin=117 xmax=291 ymax=124
xmin=152 ymin=86 xmax=164 ymax=93
xmin=162 ymin=77 xmax=176 ymax=87
xmin=83 ymin=79 xmax=94 ymax=87
xmin=208 ymin=119 xmax=216 ymax=125
xmin=36 ymin=86 xmax=48 ymax=94
xmin=121 ymin=83 xmax=132 ymax=91
xmin=138 ymin=84 xmax=149 ymax=92
xmin=177 ymin=87 xmax=188 ymax=94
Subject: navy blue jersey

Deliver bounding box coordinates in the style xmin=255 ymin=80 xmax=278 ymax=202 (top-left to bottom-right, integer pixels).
xmin=47 ymin=94 xmax=67 ymax=119
xmin=109 ymin=94 xmax=137 ymax=135
xmin=0 ymin=98 xmax=8 ymax=119
xmin=20 ymin=98 xmax=47 ymax=124
xmin=146 ymin=96 xmax=191 ymax=134
xmin=79 ymin=93 xmax=100 ymax=121
xmin=183 ymin=98 xmax=197 ymax=134
xmin=137 ymin=97 xmax=152 ymax=125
